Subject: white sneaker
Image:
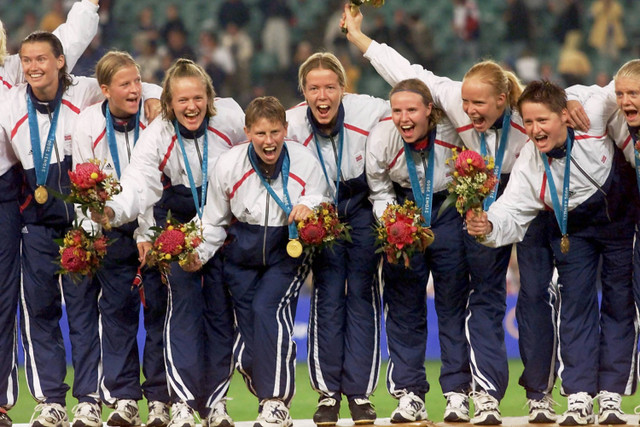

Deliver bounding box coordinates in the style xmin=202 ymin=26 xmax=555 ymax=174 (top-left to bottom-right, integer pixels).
xmin=207 ymin=400 xmax=234 ymax=427
xmin=254 ymin=399 xmax=292 ymax=427
xmin=470 ymin=391 xmax=501 ymax=425
xmin=147 ymin=401 xmax=170 ymax=427
xmin=597 ymin=391 xmax=626 ymax=425
xmin=31 ymin=403 xmax=69 ymax=427
xmin=528 ymin=394 xmax=557 ymax=423
xmin=107 ymin=399 xmax=141 ymax=426
xmin=558 ymin=392 xmax=594 ymax=426
xmin=72 ymin=403 xmax=102 ymax=427
xmin=443 ymin=392 xmax=470 ymax=422
xmin=168 ymin=402 xmax=195 ymax=427
xmin=390 ymin=392 xmax=427 ymax=423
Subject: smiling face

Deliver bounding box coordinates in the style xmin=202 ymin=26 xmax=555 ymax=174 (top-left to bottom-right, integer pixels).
xmin=390 ymin=90 xmax=433 ymax=143
xmin=246 ymin=117 xmax=287 ymax=165
xmin=615 ymin=76 xmax=640 ymax=127
xmin=20 ymin=41 xmax=64 ymax=101
xmin=302 ymin=67 xmax=344 ymax=133
xmin=169 ymin=76 xmax=208 ymax=131
xmin=461 ymin=77 xmax=507 ymax=133
xmin=520 ymin=101 xmax=569 ymax=153
xmin=101 ymin=65 xmax=142 ymax=118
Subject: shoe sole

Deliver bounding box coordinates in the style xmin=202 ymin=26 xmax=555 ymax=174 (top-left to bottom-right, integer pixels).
xmin=32 ymin=422 xmax=70 ymax=427
xmin=107 ymin=413 xmax=142 ymax=427
xmin=146 ymin=420 xmax=169 ymax=427
xmin=529 ymin=413 xmax=556 ymax=424
xmin=558 ymin=415 xmax=594 ymax=426
xmin=444 ymin=410 xmax=470 ymax=423
xmin=313 ymin=422 xmax=337 ymax=426
xmin=390 ymin=414 xmax=427 ymax=424
xmin=472 ymin=414 xmax=502 ymax=425
xmin=353 ymin=419 xmax=376 ymax=425
xmin=598 ymin=414 xmax=626 ymax=425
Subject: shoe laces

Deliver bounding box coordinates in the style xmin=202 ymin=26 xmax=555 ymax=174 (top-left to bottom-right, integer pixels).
xmin=527 ymin=394 xmax=557 ymax=410
xmin=30 ymin=403 xmax=66 ymax=425
xmin=567 ymin=392 xmax=592 ymax=412
xmin=261 ymin=400 xmax=288 ymax=422
xmin=444 ymin=392 xmax=468 ymax=409
xmin=172 ymin=402 xmax=194 ymax=421
xmin=115 ymin=400 xmax=138 ymax=418
xmin=597 ymin=391 xmax=621 ymax=411
xmin=211 ymin=399 xmax=230 ymax=417
xmin=351 ymin=398 xmax=373 ymax=407
xmin=73 ymin=402 xmax=100 ymax=418
xmin=149 ymin=401 xmax=170 ymax=417
xmin=398 ymin=392 xmax=423 ymax=412
xmin=318 ymin=397 xmax=338 ymax=408
xmin=469 ymin=391 xmax=498 ymax=412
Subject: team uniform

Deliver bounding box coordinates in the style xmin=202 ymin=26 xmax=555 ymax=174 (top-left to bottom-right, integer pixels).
xmin=105 ymin=99 xmax=245 ymax=418
xmin=483 ymin=89 xmax=637 ymax=419
xmin=366 ymin=117 xmax=469 ymax=411
xmin=362 ymin=40 xmax=558 ymax=408
xmin=71 ymin=96 xmax=171 ymax=414
xmin=0 ymin=77 xmax=103 ymax=411
xmin=198 ymin=141 xmax=329 ymax=415
xmin=286 ymin=94 xmax=389 ymax=407
xmin=0 ymin=0 xmax=99 ymax=414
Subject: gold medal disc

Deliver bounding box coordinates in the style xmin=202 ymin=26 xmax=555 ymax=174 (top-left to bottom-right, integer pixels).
xmin=34 ymin=186 xmax=48 ymax=204
xmin=560 ymin=234 xmax=570 ymax=254
xmin=287 ymin=239 xmax=303 ymax=258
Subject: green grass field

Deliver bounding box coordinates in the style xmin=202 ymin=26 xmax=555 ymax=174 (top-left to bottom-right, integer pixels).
xmin=9 ymin=361 xmax=640 ymax=423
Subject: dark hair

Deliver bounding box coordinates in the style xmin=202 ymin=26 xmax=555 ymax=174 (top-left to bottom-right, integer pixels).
xmin=517 ymin=80 xmax=567 ymax=116
xmin=389 ymin=78 xmax=444 ymax=130
xmin=161 ymin=58 xmax=216 ymax=121
xmin=245 ymin=96 xmax=286 ymax=129
xmin=21 ymin=31 xmax=72 ymax=92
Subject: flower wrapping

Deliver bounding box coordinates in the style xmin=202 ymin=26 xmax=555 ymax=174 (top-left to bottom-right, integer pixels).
xmin=67 ymin=159 xmax=122 ymax=230
xmin=444 ymin=148 xmax=499 ymax=216
xmin=56 ymin=226 xmax=109 ymax=282
xmin=146 ymin=213 xmax=204 ymax=284
xmin=375 ymin=200 xmax=435 ymax=268
xmin=297 ymin=202 xmax=351 ymax=253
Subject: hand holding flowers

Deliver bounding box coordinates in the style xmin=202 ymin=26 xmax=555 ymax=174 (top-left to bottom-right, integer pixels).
xmin=56 ymin=226 xmax=109 ymax=283
xmin=297 ymin=202 xmax=351 ymax=253
xmin=375 ymin=200 xmax=435 ymax=268
xmin=68 ymin=159 xmax=121 ymax=230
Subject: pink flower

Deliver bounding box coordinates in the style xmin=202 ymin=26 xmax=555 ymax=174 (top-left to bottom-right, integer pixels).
xmin=455 ymin=150 xmax=486 ymax=176
xmin=69 ymin=162 xmax=105 ymax=190
xmin=386 ymin=213 xmax=416 ymax=249
xmin=155 ymin=229 xmax=185 ymax=256
xmin=300 ymin=221 xmax=326 ymax=245
xmin=61 ymin=247 xmax=89 ymax=273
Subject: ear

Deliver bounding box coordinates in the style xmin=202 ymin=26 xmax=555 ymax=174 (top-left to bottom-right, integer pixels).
xmin=56 ymin=54 xmax=65 ymax=71
xmin=283 ymin=122 xmax=288 ymax=137
xmin=100 ymin=84 xmax=110 ymax=99
xmin=496 ymin=92 xmax=507 ymax=108
xmin=425 ymin=102 xmax=433 ymax=119
xmin=244 ymin=126 xmax=251 ymax=141
xmin=560 ymin=108 xmax=569 ymax=125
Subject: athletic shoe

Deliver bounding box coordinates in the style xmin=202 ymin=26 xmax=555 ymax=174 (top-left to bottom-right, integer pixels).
xmin=107 ymin=399 xmax=141 ymax=426
xmin=31 ymin=403 xmax=70 ymax=427
xmin=72 ymin=402 xmax=102 ymax=427
xmin=348 ymin=398 xmax=376 ymax=425
xmin=443 ymin=392 xmax=470 ymax=422
xmin=147 ymin=401 xmax=170 ymax=427
xmin=312 ymin=397 xmax=340 ymax=426
xmin=0 ymin=407 xmax=12 ymax=427
xmin=528 ymin=394 xmax=557 ymax=423
xmin=558 ymin=392 xmax=594 ymax=426
xmin=597 ymin=391 xmax=626 ymax=425
xmin=253 ymin=399 xmax=292 ymax=427
xmin=167 ymin=402 xmax=195 ymax=427
xmin=470 ymin=391 xmax=501 ymax=425
xmin=390 ymin=392 xmax=427 ymax=423
xmin=207 ymin=400 xmax=234 ymax=427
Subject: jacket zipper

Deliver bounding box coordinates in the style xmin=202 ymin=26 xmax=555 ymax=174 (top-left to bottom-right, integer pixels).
xmin=47 ymin=107 xmax=70 ymax=223
xmin=569 ymin=156 xmax=611 ymax=222
xmin=262 ymin=178 xmax=270 ymax=266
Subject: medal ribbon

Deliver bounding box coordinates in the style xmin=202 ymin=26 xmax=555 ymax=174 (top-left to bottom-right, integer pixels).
xmin=629 ymin=128 xmax=640 ymax=194
xmin=173 ymin=120 xmax=208 ymax=219
xmin=403 ymin=130 xmax=436 ymax=227
xmin=27 ymin=94 xmax=61 ymax=187
xmin=540 ymin=134 xmax=572 ymax=238
xmin=312 ymin=126 xmax=344 ymax=205
xmin=248 ymin=144 xmax=298 ymax=240
xmin=105 ymin=102 xmax=141 ymax=178
xmin=479 ymin=111 xmax=511 ymax=209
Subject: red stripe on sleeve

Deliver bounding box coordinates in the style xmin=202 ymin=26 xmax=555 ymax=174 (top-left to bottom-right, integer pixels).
xmin=388 ymin=148 xmax=405 ymax=170
xmin=229 ymin=169 xmax=255 ymax=200
xmin=93 ymin=128 xmax=106 ymax=150
xmin=62 ymin=99 xmax=80 ymax=114
xmin=208 ymin=126 xmax=232 ymax=147
xmin=11 ymin=114 xmax=28 ymax=139
xmin=159 ymin=136 xmax=177 ymax=172
xmin=344 ymin=123 xmax=369 ymax=136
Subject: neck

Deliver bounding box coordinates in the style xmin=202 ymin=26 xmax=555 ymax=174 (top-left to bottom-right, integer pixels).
xmin=109 ymin=104 xmax=134 ymax=120
xmin=32 ymin=82 xmax=59 ymax=102
xmin=555 ymin=128 xmax=569 ymax=148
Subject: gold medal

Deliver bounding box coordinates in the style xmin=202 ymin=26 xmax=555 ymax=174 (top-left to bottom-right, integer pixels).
xmin=560 ymin=234 xmax=570 ymax=254
xmin=286 ymin=239 xmax=303 ymax=258
xmin=34 ymin=186 xmax=48 ymax=204
xmin=424 ymin=228 xmax=435 ymax=247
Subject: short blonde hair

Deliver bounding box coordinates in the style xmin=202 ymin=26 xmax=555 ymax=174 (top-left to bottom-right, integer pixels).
xmin=297 ymin=52 xmax=347 ymax=94
xmin=615 ymin=59 xmax=640 ymax=82
xmin=95 ymin=50 xmax=140 ymax=86
xmin=0 ymin=20 xmax=7 ymax=66
xmin=160 ymin=58 xmax=216 ymax=121
xmin=245 ymin=96 xmax=286 ymax=129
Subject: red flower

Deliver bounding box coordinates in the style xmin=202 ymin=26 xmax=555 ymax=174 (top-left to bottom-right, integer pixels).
xmin=61 ymin=247 xmax=89 ymax=273
xmin=386 ymin=214 xmax=417 ymax=249
xmin=69 ymin=162 xmax=105 ymax=190
xmin=300 ymin=221 xmax=327 ymax=245
xmin=155 ymin=229 xmax=186 ymax=256
xmin=93 ymin=235 xmax=108 ymax=254
xmin=455 ymin=150 xmax=486 ymax=176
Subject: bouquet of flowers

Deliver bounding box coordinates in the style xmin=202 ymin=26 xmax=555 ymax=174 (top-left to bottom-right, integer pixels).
xmin=67 ymin=159 xmax=122 ymax=230
xmin=443 ymin=148 xmax=499 ymax=239
xmin=146 ymin=213 xmax=204 ymax=284
xmin=297 ymin=202 xmax=351 ymax=253
xmin=375 ymin=200 xmax=435 ymax=268
xmin=56 ymin=226 xmax=109 ymax=282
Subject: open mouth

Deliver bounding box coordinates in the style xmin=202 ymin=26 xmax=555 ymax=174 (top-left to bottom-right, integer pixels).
xmin=399 ymin=124 xmax=415 ymax=139
xmin=316 ymin=104 xmax=331 ymax=119
xmin=624 ymin=108 xmax=639 ymax=123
